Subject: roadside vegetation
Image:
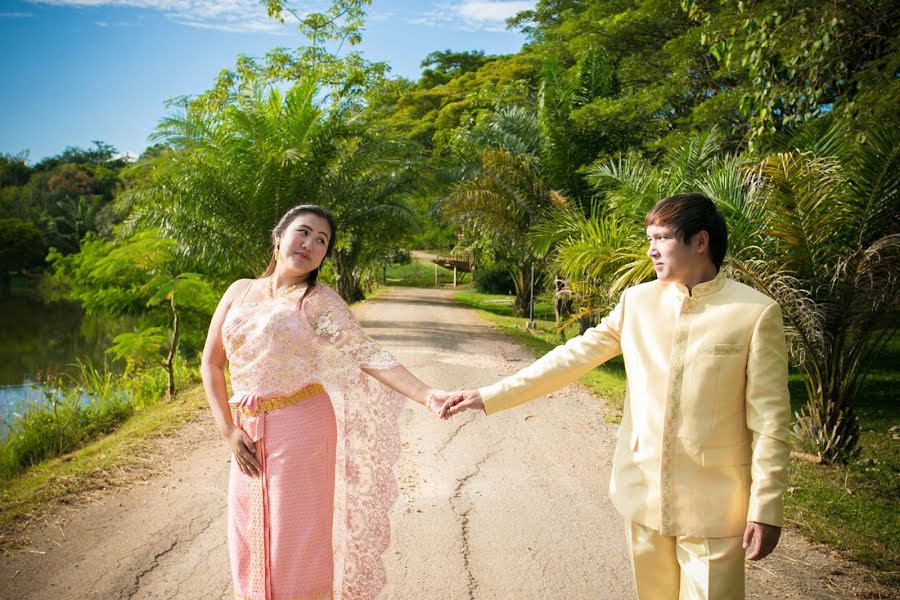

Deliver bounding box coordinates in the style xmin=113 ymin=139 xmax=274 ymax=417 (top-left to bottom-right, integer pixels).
xmin=0 ymin=384 xmax=207 ymax=548
xmin=1 ymin=0 xmax=896 ymax=582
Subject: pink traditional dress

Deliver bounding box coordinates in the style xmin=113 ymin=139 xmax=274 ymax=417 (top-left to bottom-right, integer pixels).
xmin=221 ymin=282 xmax=403 ymax=600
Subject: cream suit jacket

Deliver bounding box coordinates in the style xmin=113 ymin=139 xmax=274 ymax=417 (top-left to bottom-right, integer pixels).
xmin=479 ymin=271 xmax=792 ymax=538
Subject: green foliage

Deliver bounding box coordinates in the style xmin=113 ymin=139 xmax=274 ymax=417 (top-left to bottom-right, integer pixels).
xmin=538 ymin=48 xmax=618 ymax=203
xmin=0 ymin=142 xmax=127 ymax=262
xmin=48 ymin=230 xmax=216 ymax=398
xmin=0 ymin=152 xmax=30 ymax=187
xmin=264 ymin=0 xmax=371 ymax=48
xmin=125 ymin=73 xmax=419 ymax=303
xmin=382 ymin=259 xmax=457 ymax=288
xmin=784 ymin=332 xmax=900 ymax=584
xmin=107 ymin=327 xmax=168 ymax=374
xmin=442 ymin=105 xmax=570 ymax=314
xmin=48 ymin=195 xmax=102 ymax=253
xmin=0 ymin=365 xmax=132 ymax=480
xmin=734 ymin=122 xmax=900 ymax=463
xmin=365 ymin=53 xmax=538 ymax=154
xmin=695 ymin=0 xmax=900 ymax=143
xmin=194 ymin=1 xmax=387 ymax=114
xmin=0 ymin=218 xmax=46 ymax=277
xmin=33 ymin=141 xmax=125 ymax=172
xmin=419 ymin=50 xmax=495 ymax=88
xmin=475 ymin=266 xmax=516 ymax=295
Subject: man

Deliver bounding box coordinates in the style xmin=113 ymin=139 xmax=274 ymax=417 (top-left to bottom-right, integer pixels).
xmin=442 ymin=193 xmax=792 ymax=599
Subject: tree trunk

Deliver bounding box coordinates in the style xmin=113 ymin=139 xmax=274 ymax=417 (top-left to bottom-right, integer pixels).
xmin=793 ymin=380 xmax=860 ymax=464
xmin=333 ymin=246 xmax=366 ymax=303
xmin=577 ymin=314 xmax=595 ymax=335
xmin=511 ymin=268 xmax=531 ymax=317
xmin=164 ymin=296 xmax=180 ymax=401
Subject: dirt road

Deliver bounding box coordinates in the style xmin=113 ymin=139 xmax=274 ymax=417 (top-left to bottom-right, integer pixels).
xmin=0 ymin=287 xmax=890 ymax=599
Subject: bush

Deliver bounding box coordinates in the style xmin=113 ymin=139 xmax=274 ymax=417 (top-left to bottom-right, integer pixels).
xmin=388 ymin=248 xmax=411 ymax=266
xmin=0 ymin=381 xmax=134 ymax=479
xmin=475 ymin=267 xmax=515 ymax=295
xmin=0 ymin=359 xmax=200 ymax=480
xmin=124 ymin=359 xmax=199 ymax=408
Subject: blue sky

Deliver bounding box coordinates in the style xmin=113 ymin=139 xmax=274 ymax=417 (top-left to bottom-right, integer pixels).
xmin=0 ymin=1 xmax=533 ymax=162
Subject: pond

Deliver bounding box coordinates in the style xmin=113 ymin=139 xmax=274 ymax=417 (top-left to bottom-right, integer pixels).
xmin=0 ymin=286 xmax=124 ymax=427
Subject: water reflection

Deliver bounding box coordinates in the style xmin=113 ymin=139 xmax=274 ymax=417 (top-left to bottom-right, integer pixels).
xmin=0 ymin=290 xmax=127 ymax=422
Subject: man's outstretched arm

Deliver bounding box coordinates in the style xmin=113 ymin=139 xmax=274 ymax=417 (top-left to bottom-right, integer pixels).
xmin=445 ymin=291 xmax=628 ymax=417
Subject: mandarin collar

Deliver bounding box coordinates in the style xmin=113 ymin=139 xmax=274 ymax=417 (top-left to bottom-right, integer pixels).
xmin=668 ymin=269 xmax=727 ymax=300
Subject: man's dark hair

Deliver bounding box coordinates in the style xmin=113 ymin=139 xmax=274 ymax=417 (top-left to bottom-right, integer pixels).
xmin=645 ymin=193 xmax=728 ymax=269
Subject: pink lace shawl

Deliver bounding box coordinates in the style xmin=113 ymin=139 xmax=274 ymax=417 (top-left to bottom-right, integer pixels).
xmin=300 ymin=284 xmax=404 ymax=599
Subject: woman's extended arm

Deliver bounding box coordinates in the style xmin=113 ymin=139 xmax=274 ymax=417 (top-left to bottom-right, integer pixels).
xmin=304 ymin=285 xmax=448 ymax=414
xmin=362 ymin=365 xmax=447 ymax=414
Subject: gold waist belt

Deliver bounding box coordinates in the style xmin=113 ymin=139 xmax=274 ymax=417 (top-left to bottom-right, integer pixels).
xmin=239 ymin=383 xmax=327 ymax=417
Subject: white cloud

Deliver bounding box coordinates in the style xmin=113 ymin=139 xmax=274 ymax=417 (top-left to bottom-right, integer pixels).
xmin=95 ymin=19 xmax=139 ymax=27
xmin=28 ymin=0 xmax=301 ymax=33
xmin=0 ymin=12 xmax=35 ymax=18
xmin=456 ymin=1 xmax=531 ymax=22
xmin=408 ymin=1 xmax=533 ymax=33
xmin=367 ymin=9 xmax=397 ymax=23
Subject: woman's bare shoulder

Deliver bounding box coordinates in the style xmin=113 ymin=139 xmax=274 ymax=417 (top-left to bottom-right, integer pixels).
xmin=222 ymin=278 xmax=258 ymax=303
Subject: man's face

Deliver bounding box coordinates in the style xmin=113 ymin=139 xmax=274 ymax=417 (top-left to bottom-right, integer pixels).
xmin=646 ymin=224 xmax=699 ymax=283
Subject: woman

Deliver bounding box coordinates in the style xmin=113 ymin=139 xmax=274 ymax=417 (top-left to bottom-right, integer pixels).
xmin=201 ymin=205 xmax=447 ymax=600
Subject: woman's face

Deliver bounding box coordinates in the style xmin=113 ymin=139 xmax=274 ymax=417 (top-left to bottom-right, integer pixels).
xmin=276 ymin=213 xmax=332 ymax=277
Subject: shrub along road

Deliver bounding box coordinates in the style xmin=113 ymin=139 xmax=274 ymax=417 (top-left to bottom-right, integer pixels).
xmin=0 ymin=287 xmax=891 ymax=598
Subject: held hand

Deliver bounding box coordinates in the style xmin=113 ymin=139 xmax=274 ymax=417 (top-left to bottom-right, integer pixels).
xmin=743 ymin=521 xmax=781 ymax=560
xmin=426 ymin=389 xmax=451 ymax=417
xmin=226 ymin=426 xmax=260 ymax=477
xmin=440 ymin=389 xmax=484 ymax=419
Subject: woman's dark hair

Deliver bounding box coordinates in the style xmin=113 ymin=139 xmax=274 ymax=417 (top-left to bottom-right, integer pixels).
xmin=261 ymin=204 xmax=337 ymax=292
xmin=645 ymin=193 xmax=728 ymax=269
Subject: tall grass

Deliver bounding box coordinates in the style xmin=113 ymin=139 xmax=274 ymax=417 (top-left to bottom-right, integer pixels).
xmin=0 ymin=360 xmax=199 ymax=480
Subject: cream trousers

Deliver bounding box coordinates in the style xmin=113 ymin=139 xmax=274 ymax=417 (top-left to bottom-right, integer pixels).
xmin=625 ymin=520 xmax=745 ymax=600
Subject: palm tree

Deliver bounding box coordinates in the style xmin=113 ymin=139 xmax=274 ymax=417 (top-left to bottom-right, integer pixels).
xmin=442 ymin=106 xmax=567 ymax=315
xmin=733 ymin=123 xmax=900 ymax=463
xmin=120 ymin=76 xmax=416 ymax=300
xmin=534 ymin=124 xmax=900 ymax=463
xmin=531 ymin=130 xmax=738 ymax=320
xmin=538 ymin=50 xmax=618 ymax=205
xmin=51 ymin=195 xmax=102 ymax=251
xmin=442 ymin=48 xmax=618 ymax=315
xmin=317 ymin=135 xmax=419 ymax=301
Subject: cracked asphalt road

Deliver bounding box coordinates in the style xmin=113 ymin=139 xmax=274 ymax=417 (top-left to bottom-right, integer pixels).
xmin=1 ymin=287 xmax=890 ymax=599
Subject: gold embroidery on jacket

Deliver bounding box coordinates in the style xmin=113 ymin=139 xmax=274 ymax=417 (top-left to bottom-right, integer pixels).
xmin=698 ymin=344 xmax=744 ymax=356
xmin=661 ymin=322 xmax=690 ymax=534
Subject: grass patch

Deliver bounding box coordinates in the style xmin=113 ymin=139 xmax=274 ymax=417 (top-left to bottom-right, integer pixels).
xmin=0 ymin=360 xmax=198 ymax=479
xmin=456 ymin=289 xmax=899 ymax=582
xmin=383 ymin=259 xmax=464 ymax=288
xmin=454 ymin=291 xmax=626 ymax=419
xmin=0 ymin=384 xmax=208 ymax=545
xmin=783 ymin=333 xmax=899 ymax=584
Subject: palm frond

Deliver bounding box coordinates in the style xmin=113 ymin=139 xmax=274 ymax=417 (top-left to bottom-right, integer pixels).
xmin=847 ymin=123 xmax=900 ymax=246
